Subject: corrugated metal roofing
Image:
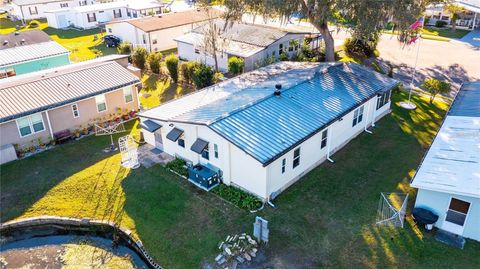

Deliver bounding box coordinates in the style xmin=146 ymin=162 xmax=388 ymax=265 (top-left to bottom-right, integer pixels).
xmin=0 ymin=61 xmax=140 ymax=122
xmin=140 ymin=62 xmax=397 ymax=165
xmin=448 ymin=81 xmax=480 ymax=117
xmin=210 ymin=64 xmax=397 ymax=165
xmin=0 ymin=41 xmax=69 ymax=67
xmin=192 ymin=20 xmax=302 ymax=47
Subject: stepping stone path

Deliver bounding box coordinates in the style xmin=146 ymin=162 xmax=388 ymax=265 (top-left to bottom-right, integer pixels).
xmin=214 ymin=233 xmax=259 ymax=268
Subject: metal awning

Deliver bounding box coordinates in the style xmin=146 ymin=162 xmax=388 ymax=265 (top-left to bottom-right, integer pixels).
xmin=166 ymin=127 xmax=183 ymax=142
xmin=139 ymin=120 xmax=161 ymax=132
xmin=190 ymin=138 xmax=209 ymax=154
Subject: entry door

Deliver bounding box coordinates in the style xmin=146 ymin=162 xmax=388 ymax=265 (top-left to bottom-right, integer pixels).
xmin=442 ymin=198 xmax=471 ymax=235
xmin=57 ymin=14 xmax=68 ymax=28
xmin=154 ymin=131 xmax=163 ymax=150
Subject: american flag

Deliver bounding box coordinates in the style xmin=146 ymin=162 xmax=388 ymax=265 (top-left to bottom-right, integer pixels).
xmin=409 ymin=17 xmax=424 ymax=30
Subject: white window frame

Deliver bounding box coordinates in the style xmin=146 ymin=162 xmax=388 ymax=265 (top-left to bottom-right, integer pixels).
xmin=87 ymin=12 xmax=96 ymax=23
xmin=321 ymin=129 xmax=328 ymax=149
xmin=281 ymin=158 xmax=286 ymax=174
xmin=214 ymin=144 xmax=219 ymax=158
xmin=60 ymin=3 xmax=68 ymax=8
xmin=123 ymin=87 xmax=133 ymax=103
xmin=95 ymin=94 xmax=107 ymax=112
xmin=29 ymin=6 xmax=38 ymax=15
xmin=71 ymin=103 xmax=80 ymax=118
xmin=16 ymin=113 xmax=45 ymax=138
xmin=293 ymin=147 xmax=301 ymax=168
xmin=352 ymin=106 xmax=364 ymax=127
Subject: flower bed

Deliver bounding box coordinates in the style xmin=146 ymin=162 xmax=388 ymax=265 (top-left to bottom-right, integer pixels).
xmin=212 ymin=185 xmax=263 ymax=211
xmin=165 ymin=158 xmax=188 ymax=177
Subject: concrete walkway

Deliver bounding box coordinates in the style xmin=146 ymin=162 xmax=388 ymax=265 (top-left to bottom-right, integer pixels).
xmin=460 ymin=29 xmax=480 ymax=47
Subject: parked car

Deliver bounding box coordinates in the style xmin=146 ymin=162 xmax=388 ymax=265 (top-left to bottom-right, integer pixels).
xmin=103 ymin=35 xmax=121 ymax=47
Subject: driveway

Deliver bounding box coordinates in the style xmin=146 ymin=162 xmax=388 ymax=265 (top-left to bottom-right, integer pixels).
xmin=460 ymin=29 xmax=480 ymax=47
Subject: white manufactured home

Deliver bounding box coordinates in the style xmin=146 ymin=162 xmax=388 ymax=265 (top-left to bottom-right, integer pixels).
xmin=138 ymin=62 xmax=398 ymax=201
xmin=175 ymin=20 xmax=310 ymax=72
xmin=411 ymin=82 xmax=480 ymax=241
xmin=8 ymin=0 xmax=96 ymax=21
xmin=45 ymin=0 xmax=164 ymax=29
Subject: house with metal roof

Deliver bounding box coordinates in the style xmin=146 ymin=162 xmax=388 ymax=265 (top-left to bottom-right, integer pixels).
xmin=0 ymin=30 xmax=70 ymax=79
xmin=138 ymin=61 xmax=398 ymax=199
xmin=175 ymin=20 xmax=311 ymax=72
xmin=45 ymin=0 xmax=165 ymax=29
xmin=0 ymin=55 xmax=141 ymax=164
xmin=411 ymin=82 xmax=480 ymax=242
xmin=105 ymin=8 xmax=223 ymax=53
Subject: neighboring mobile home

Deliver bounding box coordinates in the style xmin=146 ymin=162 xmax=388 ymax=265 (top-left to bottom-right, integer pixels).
xmin=138 ymin=61 xmax=398 ymax=200
xmin=425 ymin=0 xmax=480 ymax=29
xmin=175 ymin=20 xmax=310 ymax=72
xmin=105 ymin=8 xmax=223 ymax=52
xmin=0 ymin=30 xmax=70 ymax=78
xmin=411 ymin=82 xmax=480 ymax=241
xmin=0 ymin=55 xmax=141 ymax=164
xmin=45 ymin=0 xmax=164 ymax=29
xmin=9 ymin=0 xmax=96 ymax=21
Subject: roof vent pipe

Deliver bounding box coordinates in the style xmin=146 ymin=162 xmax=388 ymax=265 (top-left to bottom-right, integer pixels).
xmin=274 ymin=84 xmax=282 ymax=96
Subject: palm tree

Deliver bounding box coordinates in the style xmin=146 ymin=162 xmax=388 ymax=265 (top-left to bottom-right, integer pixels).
xmin=445 ymin=4 xmax=466 ymax=31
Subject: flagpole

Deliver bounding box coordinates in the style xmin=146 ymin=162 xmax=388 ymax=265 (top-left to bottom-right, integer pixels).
xmin=409 ymin=35 xmax=421 ymax=102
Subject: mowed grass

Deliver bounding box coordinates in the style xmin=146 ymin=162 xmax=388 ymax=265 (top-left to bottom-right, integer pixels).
xmin=0 ymin=15 xmax=116 ymax=62
xmin=1 ymin=91 xmax=480 ymax=268
xmin=140 ymin=73 xmax=195 ymax=109
xmin=422 ymin=27 xmax=470 ymax=39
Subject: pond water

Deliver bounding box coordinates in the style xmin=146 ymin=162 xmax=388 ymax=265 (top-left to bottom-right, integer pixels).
xmin=0 ymin=234 xmax=149 ymax=268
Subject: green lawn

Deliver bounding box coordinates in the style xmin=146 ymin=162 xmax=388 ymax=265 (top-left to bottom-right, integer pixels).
xmin=1 ymin=92 xmax=479 ymax=268
xmin=0 ymin=16 xmax=116 ymax=62
xmin=422 ymin=27 xmax=470 ymax=39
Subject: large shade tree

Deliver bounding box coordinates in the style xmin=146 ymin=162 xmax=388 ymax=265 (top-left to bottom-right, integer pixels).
xmin=223 ymin=0 xmax=435 ymax=61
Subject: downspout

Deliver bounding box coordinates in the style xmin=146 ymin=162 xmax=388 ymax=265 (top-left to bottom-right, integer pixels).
xmin=326 ymin=127 xmax=334 ymax=163
xmin=364 ymin=99 xmax=373 ymax=134
xmin=45 ymin=110 xmax=54 ymax=139
xmin=371 ymin=96 xmax=378 ymax=128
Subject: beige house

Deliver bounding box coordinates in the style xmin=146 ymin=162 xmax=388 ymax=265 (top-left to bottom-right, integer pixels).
xmin=0 ymin=55 xmax=141 ymax=164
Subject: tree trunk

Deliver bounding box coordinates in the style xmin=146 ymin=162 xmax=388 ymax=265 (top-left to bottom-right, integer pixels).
xmin=430 ymin=94 xmax=436 ymax=104
xmin=451 ymin=17 xmax=457 ymax=31
xmin=312 ymin=22 xmax=335 ymax=62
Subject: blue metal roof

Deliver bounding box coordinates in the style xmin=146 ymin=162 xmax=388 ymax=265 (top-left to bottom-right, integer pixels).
xmin=209 ymin=64 xmax=398 ymax=165
xmin=448 ymin=82 xmax=480 ymax=117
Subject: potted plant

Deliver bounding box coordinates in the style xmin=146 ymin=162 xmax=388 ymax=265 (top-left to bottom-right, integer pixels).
xmin=129 ymin=109 xmax=137 ymax=118
xmin=38 ymin=137 xmax=46 ymax=149
xmin=74 ymin=128 xmax=81 ymax=138
xmin=82 ymin=125 xmax=89 ymax=135
xmin=122 ymin=108 xmax=130 ymax=120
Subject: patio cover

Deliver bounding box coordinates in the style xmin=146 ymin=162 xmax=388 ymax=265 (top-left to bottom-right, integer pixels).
xmin=190 ymin=138 xmax=209 ymax=154
xmin=166 ymin=127 xmax=183 ymax=142
xmin=139 ymin=120 xmax=161 ymax=132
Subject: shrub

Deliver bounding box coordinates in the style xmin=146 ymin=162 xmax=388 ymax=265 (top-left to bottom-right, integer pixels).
xmin=192 ymin=63 xmax=215 ymax=89
xmin=227 ymin=56 xmax=244 ymax=75
xmin=147 ymin=52 xmax=162 ymax=74
xmin=165 ymin=54 xmax=179 ymax=83
xmin=212 ymin=184 xmax=263 ymax=211
xmin=117 ymin=41 xmax=132 ymax=55
xmin=214 ymin=72 xmax=224 ymax=83
xmin=421 ymin=78 xmax=451 ymax=104
xmin=28 ymin=20 xmax=40 ymax=28
xmin=343 ymin=36 xmax=378 ymax=58
xmin=186 ymin=61 xmax=200 ymax=83
xmin=132 ymin=47 xmax=148 ymax=70
xmin=435 ymin=20 xmax=448 ymax=28
xmin=279 ymin=52 xmax=289 ymax=61
xmin=91 ymin=49 xmax=103 ymax=58
xmin=179 ymin=62 xmax=191 ymax=84
xmin=165 ymin=158 xmax=187 ymax=177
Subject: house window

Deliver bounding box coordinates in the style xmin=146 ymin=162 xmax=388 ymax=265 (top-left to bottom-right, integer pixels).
xmin=79 ymin=0 xmax=87 ymax=6
xmin=87 ymin=13 xmax=96 ymax=22
xmin=1 ymin=68 xmax=16 ymax=78
xmin=72 ymin=104 xmax=80 ymax=118
xmin=194 ymin=48 xmax=200 ymax=54
xmin=152 ymin=39 xmax=157 ymax=44
xmin=293 ymin=148 xmax=300 ymax=168
xmin=95 ymin=94 xmax=107 ymax=112
xmin=107 ymin=28 xmax=112 ymax=33
xmin=321 ymin=129 xmax=328 ymax=149
xmin=142 ymin=34 xmax=146 ymax=44
xmin=281 ymin=158 xmax=286 ymax=174
xmin=132 ymin=10 xmax=138 ymax=18
xmin=288 ymin=41 xmax=294 ymax=52
xmin=352 ymin=106 xmax=364 ymax=127
xmin=123 ymin=87 xmax=133 ymax=103
xmin=127 ymin=9 xmax=131 ymax=17
xmin=201 ymin=146 xmax=209 ymax=160
xmin=178 ymin=135 xmax=185 ymax=148
xmin=214 ymin=144 xmax=219 ymax=158
xmin=60 ymin=3 xmax=68 ymax=8
xmin=113 ymin=9 xmax=122 ymax=18
xmin=16 ymin=113 xmax=45 ymax=137
xmin=278 ymin=43 xmax=283 ymax=55
xmin=376 ymin=90 xmax=391 ymax=110
xmin=294 ymin=39 xmax=300 ymax=50
xmin=29 ymin=6 xmax=38 ymax=15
